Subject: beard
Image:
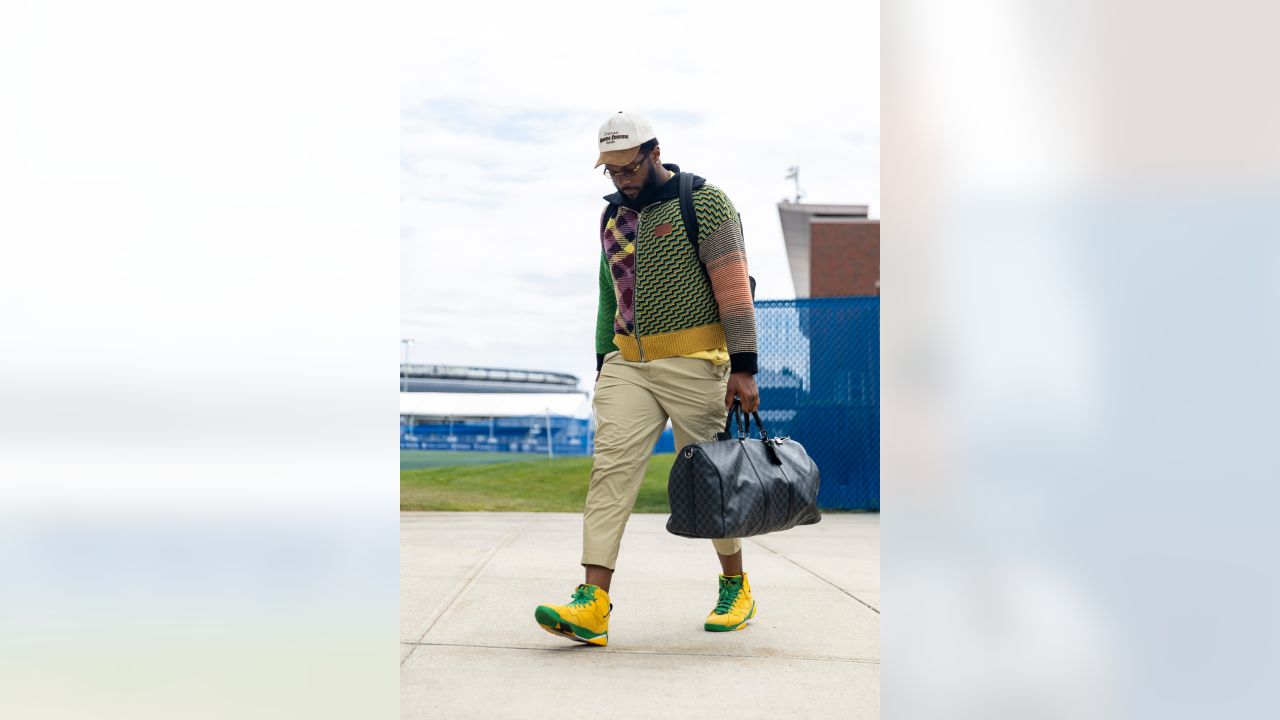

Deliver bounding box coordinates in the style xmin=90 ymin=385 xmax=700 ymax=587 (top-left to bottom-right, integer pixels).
xmin=620 ymin=161 xmax=667 ymax=210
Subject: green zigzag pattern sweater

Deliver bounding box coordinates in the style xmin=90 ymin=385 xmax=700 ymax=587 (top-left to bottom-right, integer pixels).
xmin=596 ymin=171 xmax=757 ymax=374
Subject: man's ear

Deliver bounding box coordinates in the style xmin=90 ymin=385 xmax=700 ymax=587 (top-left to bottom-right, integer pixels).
xmin=650 ymin=146 xmax=661 ymax=164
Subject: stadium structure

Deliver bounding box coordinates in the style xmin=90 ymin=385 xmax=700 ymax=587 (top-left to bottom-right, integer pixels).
xmin=400 ymin=364 xmax=582 ymax=394
xmin=400 ymin=364 xmax=594 ymax=457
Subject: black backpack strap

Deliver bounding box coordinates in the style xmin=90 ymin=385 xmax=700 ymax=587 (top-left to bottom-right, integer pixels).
xmin=678 ymin=172 xmax=699 ymax=250
xmin=678 ymin=173 xmax=714 ymax=294
xmin=679 ymin=174 xmax=755 ymax=300
xmin=599 ymin=204 xmax=617 ymax=236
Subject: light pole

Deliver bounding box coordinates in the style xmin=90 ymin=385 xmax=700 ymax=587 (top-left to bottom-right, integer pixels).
xmin=400 ymin=338 xmax=414 ymax=392
xmin=785 ymin=166 xmax=804 ymax=203
xmin=545 ymin=408 xmax=553 ymax=460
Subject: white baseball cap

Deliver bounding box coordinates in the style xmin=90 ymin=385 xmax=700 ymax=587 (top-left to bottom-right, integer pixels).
xmin=595 ymin=111 xmax=656 ymax=167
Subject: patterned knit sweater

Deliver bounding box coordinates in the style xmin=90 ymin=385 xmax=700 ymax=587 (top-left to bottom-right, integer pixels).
xmin=596 ymin=166 xmax=758 ymax=374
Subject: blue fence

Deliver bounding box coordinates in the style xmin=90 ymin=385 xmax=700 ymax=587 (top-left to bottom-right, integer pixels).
xmin=401 ymin=415 xmax=592 ymax=456
xmin=400 ymin=417 xmax=676 ymax=457
xmin=755 ymin=297 xmax=879 ymax=510
xmin=400 ymin=297 xmax=880 ymax=509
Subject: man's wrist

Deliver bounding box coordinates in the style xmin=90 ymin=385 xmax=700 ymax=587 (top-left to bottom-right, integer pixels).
xmin=728 ymin=352 xmax=758 ymax=375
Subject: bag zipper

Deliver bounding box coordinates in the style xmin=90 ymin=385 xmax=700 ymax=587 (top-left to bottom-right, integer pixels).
xmin=627 ymin=192 xmax=670 ymax=363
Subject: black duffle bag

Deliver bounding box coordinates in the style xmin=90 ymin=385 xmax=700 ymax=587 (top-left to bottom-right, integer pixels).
xmin=666 ymin=401 xmax=822 ymax=539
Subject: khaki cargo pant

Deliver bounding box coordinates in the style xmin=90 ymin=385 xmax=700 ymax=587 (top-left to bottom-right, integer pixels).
xmin=582 ymin=351 xmax=743 ymax=570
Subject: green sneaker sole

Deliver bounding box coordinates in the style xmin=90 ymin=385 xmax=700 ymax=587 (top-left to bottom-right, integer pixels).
xmin=534 ymin=606 xmax=607 ymax=646
xmin=705 ymin=602 xmax=756 ymax=632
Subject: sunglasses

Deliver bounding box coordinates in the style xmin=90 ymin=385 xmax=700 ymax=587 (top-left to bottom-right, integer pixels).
xmin=602 ymin=151 xmax=649 ymax=179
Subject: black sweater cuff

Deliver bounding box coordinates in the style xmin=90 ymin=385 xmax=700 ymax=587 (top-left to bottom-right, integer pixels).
xmin=596 ymin=353 xmax=605 ymax=372
xmin=729 ymin=352 xmax=758 ymax=375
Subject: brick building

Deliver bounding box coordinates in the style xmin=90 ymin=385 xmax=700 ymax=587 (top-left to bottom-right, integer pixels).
xmin=777 ymin=200 xmax=880 ymax=297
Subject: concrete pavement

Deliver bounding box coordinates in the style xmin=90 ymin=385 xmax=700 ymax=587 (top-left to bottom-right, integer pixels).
xmin=401 ymin=511 xmax=880 ymax=719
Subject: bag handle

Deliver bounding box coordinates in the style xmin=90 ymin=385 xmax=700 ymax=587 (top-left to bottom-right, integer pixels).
xmin=744 ymin=410 xmax=770 ymax=442
xmin=722 ymin=399 xmax=745 ymax=438
xmin=724 ymin=402 xmax=783 ymax=464
xmin=722 ymin=400 xmax=771 ymax=442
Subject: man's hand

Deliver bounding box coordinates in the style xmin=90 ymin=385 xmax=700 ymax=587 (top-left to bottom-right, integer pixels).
xmin=725 ymin=372 xmax=759 ymax=414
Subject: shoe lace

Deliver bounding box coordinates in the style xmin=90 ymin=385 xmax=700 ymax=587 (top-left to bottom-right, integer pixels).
xmin=569 ymin=585 xmax=597 ymax=608
xmin=714 ymin=580 xmax=741 ymax=615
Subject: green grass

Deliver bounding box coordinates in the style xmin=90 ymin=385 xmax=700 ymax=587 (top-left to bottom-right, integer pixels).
xmin=400 ymin=450 xmax=553 ymax=471
xmin=400 ymin=452 xmax=676 ymax=512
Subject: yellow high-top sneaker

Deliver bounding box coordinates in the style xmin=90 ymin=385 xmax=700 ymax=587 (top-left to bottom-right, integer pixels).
xmin=704 ymin=573 xmax=756 ymax=632
xmin=534 ymin=584 xmax=611 ymax=646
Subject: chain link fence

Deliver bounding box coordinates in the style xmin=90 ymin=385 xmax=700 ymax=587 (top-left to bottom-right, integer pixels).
xmin=399 ymin=297 xmax=880 ymax=509
xmin=755 ymin=297 xmax=879 ymax=510
xmin=401 ymin=415 xmax=592 ymax=456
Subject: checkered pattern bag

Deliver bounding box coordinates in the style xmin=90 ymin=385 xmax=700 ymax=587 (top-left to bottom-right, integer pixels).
xmin=666 ymin=402 xmax=822 ymax=539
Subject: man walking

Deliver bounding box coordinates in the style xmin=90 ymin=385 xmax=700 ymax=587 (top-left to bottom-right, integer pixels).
xmin=534 ymin=111 xmax=760 ymax=646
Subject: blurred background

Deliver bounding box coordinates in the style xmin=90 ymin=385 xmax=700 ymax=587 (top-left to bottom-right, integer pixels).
xmin=884 ymin=1 xmax=1280 ymax=718
xmin=0 ymin=0 xmax=399 ymax=717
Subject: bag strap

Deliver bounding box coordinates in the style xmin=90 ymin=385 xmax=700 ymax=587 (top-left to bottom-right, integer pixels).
xmin=720 ymin=402 xmax=781 ymax=463
xmin=727 ymin=394 xmax=747 ymax=435
xmin=720 ymin=400 xmax=771 ymax=441
xmin=679 ymin=173 xmax=756 ymax=300
xmin=599 ymin=204 xmax=617 ymax=236
xmin=722 ymin=399 xmax=743 ymax=438
xmin=679 ymin=172 xmax=700 ymax=249
xmin=742 ymin=409 xmax=782 ymax=464
xmin=742 ymin=410 xmax=771 ymax=442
